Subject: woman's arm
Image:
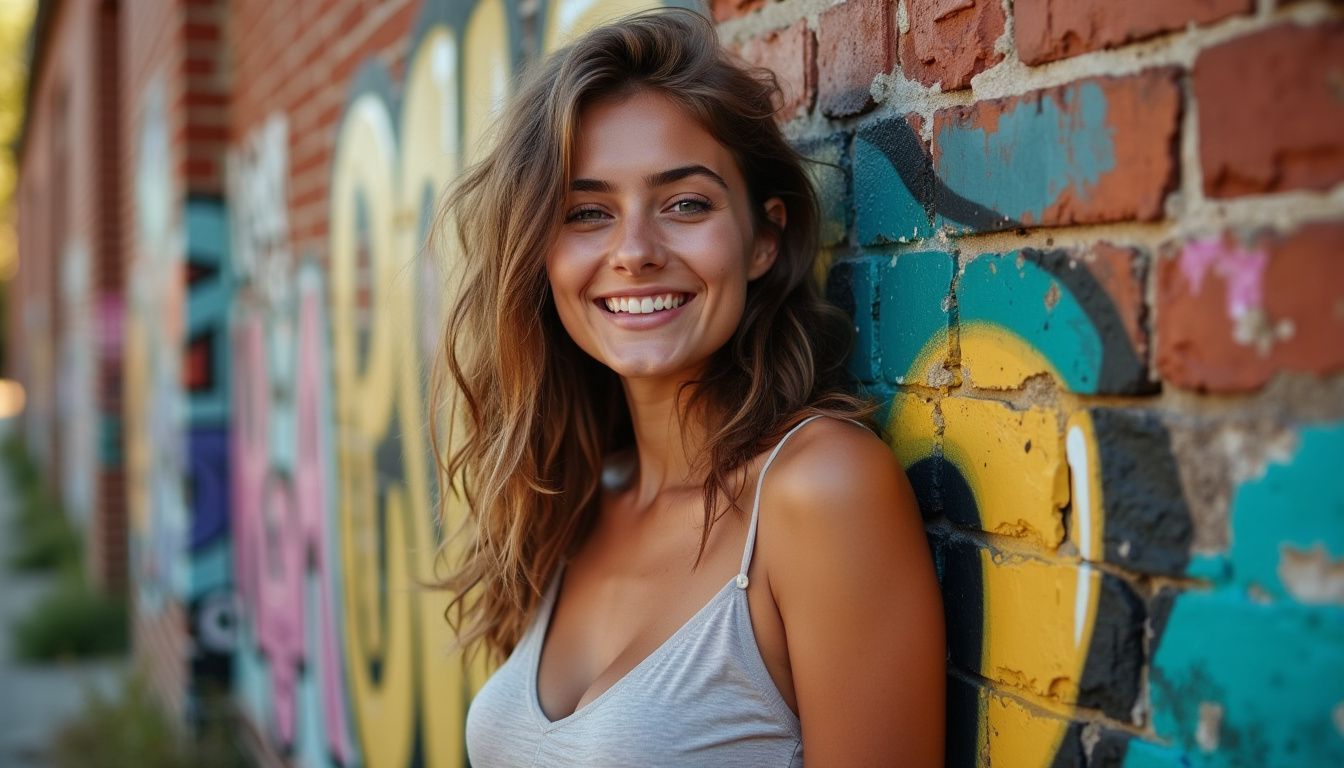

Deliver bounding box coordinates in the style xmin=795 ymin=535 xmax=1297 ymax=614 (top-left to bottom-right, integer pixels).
xmin=765 ymin=419 xmax=946 ymax=766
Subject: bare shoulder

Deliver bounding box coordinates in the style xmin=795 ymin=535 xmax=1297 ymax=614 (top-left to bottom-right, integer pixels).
xmin=761 ymin=416 xmax=920 ymax=536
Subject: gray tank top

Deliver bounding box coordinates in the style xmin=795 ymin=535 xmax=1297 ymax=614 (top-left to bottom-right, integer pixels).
xmin=464 ymin=416 xmax=830 ymax=767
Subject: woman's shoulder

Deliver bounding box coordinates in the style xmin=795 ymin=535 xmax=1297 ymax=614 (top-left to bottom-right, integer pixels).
xmin=755 ymin=413 xmax=927 ymax=586
xmin=762 ymin=415 xmax=916 ymax=518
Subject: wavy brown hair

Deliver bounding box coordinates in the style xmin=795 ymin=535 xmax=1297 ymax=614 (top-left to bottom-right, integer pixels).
xmin=433 ymin=8 xmax=875 ymax=664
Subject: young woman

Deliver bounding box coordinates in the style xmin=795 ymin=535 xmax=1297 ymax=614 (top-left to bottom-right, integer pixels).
xmin=437 ymin=9 xmax=944 ymax=766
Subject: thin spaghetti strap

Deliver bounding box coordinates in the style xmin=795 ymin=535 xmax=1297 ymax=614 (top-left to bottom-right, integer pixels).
xmin=735 ymin=414 xmax=829 ymax=589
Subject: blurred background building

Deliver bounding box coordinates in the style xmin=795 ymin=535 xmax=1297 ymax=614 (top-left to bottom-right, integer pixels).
xmin=5 ymin=0 xmax=1343 ymax=766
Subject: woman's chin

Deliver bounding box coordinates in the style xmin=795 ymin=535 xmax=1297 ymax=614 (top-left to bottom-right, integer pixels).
xmin=603 ymin=353 xmax=696 ymax=383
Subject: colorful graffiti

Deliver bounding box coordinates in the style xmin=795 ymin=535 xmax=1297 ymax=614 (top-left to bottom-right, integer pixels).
xmin=228 ymin=112 xmax=356 ymax=767
xmin=183 ymin=196 xmax=235 ymax=700
xmin=837 ymin=246 xmax=1191 ymax=765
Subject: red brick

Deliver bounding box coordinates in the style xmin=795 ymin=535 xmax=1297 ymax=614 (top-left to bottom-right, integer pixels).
xmin=931 ymin=69 xmax=1182 ymax=228
xmin=711 ymin=0 xmax=766 ymax=21
xmin=736 ymin=19 xmax=816 ymax=120
xmin=1196 ymin=22 xmax=1344 ymax=198
xmin=1079 ymin=242 xmax=1150 ymax=376
xmin=1157 ymin=224 xmax=1344 ymax=392
xmin=817 ymin=0 xmax=895 ymax=117
xmin=901 ymin=0 xmax=1005 ymax=90
xmin=1015 ymin=0 xmax=1251 ymax=65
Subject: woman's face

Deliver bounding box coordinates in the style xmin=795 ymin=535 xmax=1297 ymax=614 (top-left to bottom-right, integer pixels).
xmin=546 ymin=89 xmax=783 ymax=383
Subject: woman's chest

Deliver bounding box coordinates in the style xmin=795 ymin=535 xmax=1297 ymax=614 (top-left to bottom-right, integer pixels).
xmin=537 ymin=511 xmax=797 ymax=722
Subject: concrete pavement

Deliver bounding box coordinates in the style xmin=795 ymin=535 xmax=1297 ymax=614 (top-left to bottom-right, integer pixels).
xmin=0 ymin=418 xmax=127 ymax=767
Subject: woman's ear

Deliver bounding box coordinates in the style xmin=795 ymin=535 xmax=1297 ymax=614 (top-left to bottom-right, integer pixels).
xmin=749 ymin=197 xmax=788 ymax=280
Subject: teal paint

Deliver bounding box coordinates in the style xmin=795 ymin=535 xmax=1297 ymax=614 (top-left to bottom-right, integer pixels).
xmin=189 ymin=538 xmax=231 ymax=595
xmin=934 ymin=82 xmax=1116 ymax=232
xmin=1143 ymin=424 xmax=1344 ymax=767
xmin=956 ymin=252 xmax=1104 ymax=392
xmin=1182 ymin=422 xmax=1344 ymax=595
xmin=1226 ymin=423 xmax=1344 ymax=600
xmin=1147 ymin=592 xmax=1344 ymax=766
xmin=853 ymin=130 xmax=932 ymax=245
xmin=798 ymin=133 xmax=850 ymax=248
xmin=185 ymin=198 xmax=232 ymax=425
xmin=877 ymin=251 xmax=953 ymax=384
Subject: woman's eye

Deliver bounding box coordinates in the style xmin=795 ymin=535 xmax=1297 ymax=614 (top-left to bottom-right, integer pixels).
xmin=566 ymin=207 xmax=607 ymax=223
xmin=669 ymin=198 xmax=710 ymax=215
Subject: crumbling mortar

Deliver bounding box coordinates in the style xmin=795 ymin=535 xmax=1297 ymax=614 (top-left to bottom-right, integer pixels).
xmin=774 ymin=0 xmax=1344 ymax=232
xmin=948 ymin=666 xmax=1154 ymax=735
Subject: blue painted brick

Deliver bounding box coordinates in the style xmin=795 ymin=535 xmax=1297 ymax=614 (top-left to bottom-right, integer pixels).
xmin=853 ymin=115 xmax=934 ymax=245
xmin=876 ymin=251 xmax=953 ymax=385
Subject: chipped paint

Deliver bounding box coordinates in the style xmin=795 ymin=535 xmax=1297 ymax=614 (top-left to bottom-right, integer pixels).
xmin=934 ymin=81 xmax=1116 ymax=227
xmin=1178 ymin=237 xmax=1297 ymax=355
xmin=1144 ymin=422 xmax=1344 ymax=766
xmin=1279 ymin=544 xmax=1344 ymax=605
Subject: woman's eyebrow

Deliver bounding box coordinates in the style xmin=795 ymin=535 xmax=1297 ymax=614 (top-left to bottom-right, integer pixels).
xmin=570 ymin=178 xmax=614 ymax=193
xmin=646 ymin=164 xmax=729 ymax=190
xmin=568 ymin=165 xmax=729 ymax=193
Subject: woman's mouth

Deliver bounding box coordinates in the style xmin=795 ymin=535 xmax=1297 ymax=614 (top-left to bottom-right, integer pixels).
xmin=599 ymin=292 xmax=692 ymax=315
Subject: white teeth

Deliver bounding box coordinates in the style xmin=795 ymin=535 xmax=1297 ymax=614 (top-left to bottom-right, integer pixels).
xmin=602 ymin=293 xmax=687 ymax=314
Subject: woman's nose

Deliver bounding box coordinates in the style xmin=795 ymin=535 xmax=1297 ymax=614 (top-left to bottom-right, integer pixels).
xmin=609 ymin=214 xmax=664 ymax=275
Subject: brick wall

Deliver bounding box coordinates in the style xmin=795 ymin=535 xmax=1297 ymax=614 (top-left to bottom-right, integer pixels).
xmin=723 ymin=1 xmax=1344 ymax=765
xmin=118 ymin=0 xmax=236 ymax=725
xmin=15 ymin=0 xmax=1343 ymax=766
xmin=16 ymin=0 xmax=127 ymax=594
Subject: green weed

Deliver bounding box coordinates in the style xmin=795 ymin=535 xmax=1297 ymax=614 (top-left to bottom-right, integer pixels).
xmin=10 ymin=571 xmax=129 ymax=661
xmin=49 ymin=676 xmax=253 ymax=768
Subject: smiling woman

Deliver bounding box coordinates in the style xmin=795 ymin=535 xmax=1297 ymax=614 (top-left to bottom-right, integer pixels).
xmin=434 ymin=9 xmax=944 ymax=767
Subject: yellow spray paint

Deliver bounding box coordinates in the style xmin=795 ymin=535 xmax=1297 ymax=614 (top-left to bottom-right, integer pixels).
xmin=887 ymin=325 xmax=1105 ymax=766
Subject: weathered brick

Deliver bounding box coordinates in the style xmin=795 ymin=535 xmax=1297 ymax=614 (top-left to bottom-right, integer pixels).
xmin=1196 ymin=22 xmax=1344 ymax=198
xmin=941 ymin=397 xmax=1068 ymax=547
xmin=817 ymin=0 xmax=894 ymax=118
xmin=877 ymin=250 xmax=953 ymax=386
xmin=736 ymin=19 xmax=815 ymax=120
xmin=853 ymin=114 xmax=934 ymax=245
xmin=825 ymin=257 xmax=879 ymax=382
xmin=900 ymin=0 xmax=1005 ymax=90
xmin=1066 ymin=409 xmax=1194 ymax=576
xmin=939 ymin=538 xmax=1145 ymax=716
xmin=795 ymin=132 xmax=850 ymax=247
xmin=932 ymin=69 xmax=1181 ymax=233
xmin=1156 ymin=224 xmax=1344 ymax=392
xmin=1148 ymin=591 xmax=1344 ymax=764
xmin=710 ymin=0 xmax=765 ymax=22
xmin=1015 ymin=0 xmax=1252 ymax=65
xmin=1203 ymin=421 xmax=1344 ymax=600
xmin=956 ymin=246 xmax=1152 ymax=394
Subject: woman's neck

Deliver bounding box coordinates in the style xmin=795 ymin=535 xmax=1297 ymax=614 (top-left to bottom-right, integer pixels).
xmin=619 ymin=375 xmax=709 ymax=510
